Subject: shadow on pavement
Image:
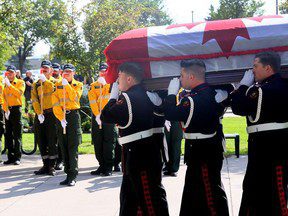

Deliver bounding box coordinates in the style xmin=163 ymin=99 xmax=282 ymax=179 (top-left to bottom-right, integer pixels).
xmin=0 ymin=165 xmax=123 ymax=200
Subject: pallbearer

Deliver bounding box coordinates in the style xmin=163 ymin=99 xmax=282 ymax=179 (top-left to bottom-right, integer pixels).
xmin=230 ymin=52 xmax=288 ymax=215
xmin=163 ymin=59 xmax=229 ymax=216
xmin=101 ymin=62 xmax=169 ymax=215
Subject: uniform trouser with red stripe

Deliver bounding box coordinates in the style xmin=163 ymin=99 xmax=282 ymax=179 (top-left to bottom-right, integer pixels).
xmin=119 ymin=141 xmax=169 ymax=216
xmin=239 ymin=160 xmax=288 ymax=216
xmin=180 ymin=159 xmax=229 ymax=216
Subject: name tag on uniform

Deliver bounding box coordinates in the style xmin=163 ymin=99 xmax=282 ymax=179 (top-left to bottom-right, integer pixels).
xmin=94 ymin=86 xmax=100 ymax=89
xmin=57 ymin=86 xmax=64 ymax=89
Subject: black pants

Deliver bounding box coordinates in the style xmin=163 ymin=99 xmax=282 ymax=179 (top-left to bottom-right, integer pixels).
xmin=5 ymin=106 xmax=22 ymax=161
xmin=56 ymin=143 xmax=63 ymax=164
xmin=91 ymin=116 xmax=116 ymax=171
xmin=239 ymin=133 xmax=288 ymax=216
xmin=180 ymin=159 xmax=229 ymax=216
xmin=34 ymin=112 xmax=57 ymax=166
xmin=0 ymin=106 xmax=4 ymax=162
xmin=120 ymin=140 xmax=169 ymax=216
xmin=57 ymin=110 xmax=82 ymax=181
xmin=114 ymin=140 xmax=121 ymax=166
xmin=164 ymin=121 xmax=183 ymax=173
xmin=56 ymin=122 xmax=63 ymax=165
xmin=239 ymin=160 xmax=288 ymax=216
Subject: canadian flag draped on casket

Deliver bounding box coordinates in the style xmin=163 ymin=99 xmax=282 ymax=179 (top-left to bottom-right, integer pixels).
xmin=104 ymin=15 xmax=288 ymax=88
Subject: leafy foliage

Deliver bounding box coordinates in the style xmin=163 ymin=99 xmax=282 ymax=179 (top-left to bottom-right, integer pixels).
xmin=206 ymin=0 xmax=264 ymax=20
xmin=0 ymin=0 xmax=69 ymax=71
xmin=280 ymin=0 xmax=288 ymax=14
xmin=50 ymin=0 xmax=172 ymax=78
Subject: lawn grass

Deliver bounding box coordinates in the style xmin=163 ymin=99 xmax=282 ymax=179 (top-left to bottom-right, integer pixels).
xmin=1 ymin=117 xmax=248 ymax=156
xmin=2 ymin=133 xmax=95 ymax=155
xmin=222 ymin=117 xmax=248 ymax=156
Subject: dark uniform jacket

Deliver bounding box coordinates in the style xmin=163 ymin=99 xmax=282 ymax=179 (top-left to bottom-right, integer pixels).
xmin=101 ymin=84 xmax=158 ymax=172
xmin=163 ymin=83 xmax=224 ymax=163
xmin=230 ymin=73 xmax=288 ymax=160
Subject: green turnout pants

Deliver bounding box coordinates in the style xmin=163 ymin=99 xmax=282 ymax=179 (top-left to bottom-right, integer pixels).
xmin=164 ymin=121 xmax=183 ymax=173
xmin=0 ymin=105 xmax=4 ymax=162
xmin=91 ymin=115 xmax=117 ymax=172
xmin=34 ymin=111 xmax=57 ymax=167
xmin=4 ymin=106 xmax=22 ymax=162
xmin=57 ymin=110 xmax=82 ymax=181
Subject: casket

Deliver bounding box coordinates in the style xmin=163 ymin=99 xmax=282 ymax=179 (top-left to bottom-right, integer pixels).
xmin=104 ymin=15 xmax=288 ymax=90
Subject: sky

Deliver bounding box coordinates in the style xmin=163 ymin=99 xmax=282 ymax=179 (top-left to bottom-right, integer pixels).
xmin=33 ymin=0 xmax=282 ymax=57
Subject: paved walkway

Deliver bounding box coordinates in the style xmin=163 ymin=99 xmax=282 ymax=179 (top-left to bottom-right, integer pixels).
xmin=0 ymin=154 xmax=247 ymax=216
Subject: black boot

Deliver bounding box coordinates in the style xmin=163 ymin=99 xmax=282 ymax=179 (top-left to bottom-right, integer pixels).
xmin=48 ymin=159 xmax=56 ymax=176
xmin=4 ymin=159 xmax=15 ymax=165
xmin=102 ymin=167 xmax=112 ymax=176
xmin=34 ymin=159 xmax=49 ymax=175
xmin=67 ymin=180 xmax=76 ymax=186
xmin=113 ymin=164 xmax=121 ymax=172
xmin=55 ymin=162 xmax=63 ymax=170
xmin=60 ymin=178 xmax=69 ymax=185
xmin=90 ymin=166 xmax=103 ymax=175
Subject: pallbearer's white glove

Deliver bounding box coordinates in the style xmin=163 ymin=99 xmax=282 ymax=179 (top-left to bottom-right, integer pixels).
xmin=39 ymin=74 xmax=47 ymax=82
xmin=164 ymin=120 xmax=171 ymax=132
xmin=146 ymin=91 xmax=162 ymax=106
xmin=95 ymin=114 xmax=102 ymax=126
xmin=62 ymin=78 xmax=69 ymax=86
xmin=240 ymin=70 xmax=254 ymax=87
xmin=168 ymin=78 xmax=180 ymax=95
xmin=38 ymin=114 xmax=45 ymax=124
xmin=215 ymin=89 xmax=228 ymax=103
xmin=61 ymin=119 xmax=67 ymax=128
xmin=97 ymin=77 xmax=107 ymax=85
xmin=109 ymin=82 xmax=119 ymax=100
xmin=4 ymin=111 xmax=10 ymax=120
xmin=4 ymin=78 xmax=11 ymax=87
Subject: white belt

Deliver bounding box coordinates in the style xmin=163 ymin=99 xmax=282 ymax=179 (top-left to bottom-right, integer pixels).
xmin=247 ymin=122 xmax=288 ymax=134
xmin=184 ymin=132 xmax=216 ymax=140
xmin=153 ymin=127 xmax=164 ymax=134
xmin=118 ymin=129 xmax=153 ymax=145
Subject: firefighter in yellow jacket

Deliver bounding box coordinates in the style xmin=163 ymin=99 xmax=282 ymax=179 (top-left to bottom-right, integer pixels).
xmin=32 ymin=60 xmax=58 ymax=175
xmin=0 ymin=76 xmax=4 ymax=163
xmin=3 ymin=65 xmax=25 ymax=165
xmin=88 ymin=63 xmax=117 ymax=176
xmin=52 ymin=63 xmax=83 ymax=186
xmin=52 ymin=62 xmax=64 ymax=171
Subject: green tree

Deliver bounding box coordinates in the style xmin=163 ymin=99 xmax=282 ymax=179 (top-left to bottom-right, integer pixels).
xmin=280 ymin=0 xmax=288 ymax=14
xmin=137 ymin=0 xmax=172 ymax=26
xmin=3 ymin=0 xmax=68 ymax=72
xmin=207 ymin=0 xmax=264 ymax=20
xmin=50 ymin=0 xmax=172 ymax=78
xmin=50 ymin=0 xmax=89 ymax=75
xmin=0 ymin=0 xmax=25 ymax=70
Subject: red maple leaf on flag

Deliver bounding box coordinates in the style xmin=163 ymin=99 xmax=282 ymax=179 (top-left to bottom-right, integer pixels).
xmin=166 ymin=22 xmax=203 ymax=30
xmin=202 ymin=18 xmax=250 ymax=53
xmin=247 ymin=15 xmax=283 ymax=22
